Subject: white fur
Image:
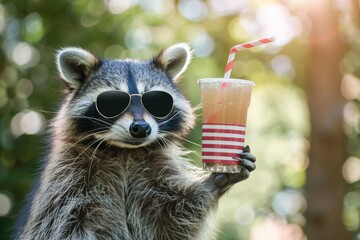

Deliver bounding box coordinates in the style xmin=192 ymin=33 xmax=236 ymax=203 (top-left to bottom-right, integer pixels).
xmin=94 ymin=113 xmax=159 ymax=149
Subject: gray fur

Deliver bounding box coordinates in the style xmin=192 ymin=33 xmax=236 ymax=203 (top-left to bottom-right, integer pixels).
xmin=16 ymin=44 xmax=255 ymax=240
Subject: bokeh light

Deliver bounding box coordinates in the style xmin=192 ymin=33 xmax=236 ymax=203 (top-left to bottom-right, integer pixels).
xmin=11 ymin=42 xmax=40 ymax=68
xmin=343 ymin=102 xmax=360 ymax=129
xmin=104 ymin=0 xmax=134 ymax=14
xmin=0 ymin=4 xmax=5 ymax=33
xmin=152 ymin=26 xmax=175 ymax=45
xmin=178 ymin=0 xmax=208 ymax=22
xmin=25 ymin=13 xmax=43 ymax=34
xmin=250 ymin=215 xmax=307 ymax=240
xmin=234 ymin=204 xmax=256 ymax=225
xmin=24 ymin=13 xmax=44 ymax=43
xmin=0 ymin=193 xmax=12 ymax=217
xmin=104 ymin=44 xmax=125 ymax=59
xmin=15 ymin=79 xmax=34 ymax=99
xmin=187 ymin=28 xmax=214 ymax=57
xmin=343 ymin=191 xmax=360 ymax=230
xmin=271 ymin=55 xmax=295 ymax=79
xmin=342 ymin=157 xmax=360 ymax=184
xmin=10 ymin=110 xmax=45 ymax=136
xmin=272 ymin=189 xmax=307 ymax=216
xmin=80 ymin=14 xmax=99 ymax=28
xmin=0 ymin=86 xmax=7 ymax=108
xmin=125 ymin=27 xmax=153 ymax=49
xmin=139 ymin=0 xmax=174 ymax=15
xmin=208 ymin=0 xmax=249 ymax=16
xmin=1 ymin=66 xmax=18 ymax=87
xmin=87 ymin=1 xmax=106 ymax=17
xmin=341 ymin=74 xmax=360 ymax=100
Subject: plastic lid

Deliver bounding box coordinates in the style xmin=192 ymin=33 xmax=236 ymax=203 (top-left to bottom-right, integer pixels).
xmin=198 ymin=78 xmax=255 ymax=86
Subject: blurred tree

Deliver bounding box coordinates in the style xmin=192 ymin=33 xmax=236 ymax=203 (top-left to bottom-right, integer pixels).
xmin=304 ymin=0 xmax=350 ymax=239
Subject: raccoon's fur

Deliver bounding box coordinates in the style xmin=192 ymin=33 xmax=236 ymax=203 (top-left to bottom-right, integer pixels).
xmin=15 ymin=43 xmax=256 ymax=240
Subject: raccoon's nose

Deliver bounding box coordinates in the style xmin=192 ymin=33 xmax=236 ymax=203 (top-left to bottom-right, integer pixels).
xmin=129 ymin=120 xmax=151 ymax=138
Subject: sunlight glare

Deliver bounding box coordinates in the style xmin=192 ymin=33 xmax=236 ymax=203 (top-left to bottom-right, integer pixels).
xmin=255 ymin=4 xmax=302 ymax=47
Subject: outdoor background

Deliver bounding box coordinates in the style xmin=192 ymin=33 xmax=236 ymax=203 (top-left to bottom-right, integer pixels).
xmin=0 ymin=0 xmax=360 ymax=239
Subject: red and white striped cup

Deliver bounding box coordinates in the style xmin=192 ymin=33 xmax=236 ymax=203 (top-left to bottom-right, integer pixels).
xmin=198 ymin=78 xmax=254 ymax=173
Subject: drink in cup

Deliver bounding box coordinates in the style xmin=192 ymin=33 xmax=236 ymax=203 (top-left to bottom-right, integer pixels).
xmin=198 ymin=78 xmax=254 ymax=173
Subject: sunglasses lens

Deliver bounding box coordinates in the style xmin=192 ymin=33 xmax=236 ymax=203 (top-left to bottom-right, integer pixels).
xmin=142 ymin=91 xmax=173 ymax=118
xmin=96 ymin=91 xmax=130 ymax=118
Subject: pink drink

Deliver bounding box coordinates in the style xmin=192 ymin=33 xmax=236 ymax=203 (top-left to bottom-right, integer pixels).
xmin=199 ymin=78 xmax=254 ymax=173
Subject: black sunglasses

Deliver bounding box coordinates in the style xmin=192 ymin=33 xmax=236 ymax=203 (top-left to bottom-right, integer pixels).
xmin=95 ymin=90 xmax=174 ymax=119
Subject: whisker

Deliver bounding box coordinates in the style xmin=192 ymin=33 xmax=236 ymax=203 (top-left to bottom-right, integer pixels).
xmin=87 ymin=133 xmax=112 ymax=183
xmin=28 ymin=106 xmax=59 ymax=115
xmin=60 ymin=129 xmax=109 ymax=158
xmin=158 ymin=130 xmax=201 ymax=147
xmin=158 ymin=111 xmax=182 ymax=127
xmin=64 ymin=115 xmax=113 ymax=127
xmin=69 ymin=133 xmax=109 ymax=165
xmin=192 ymin=103 xmax=202 ymax=112
xmin=110 ymin=124 xmax=129 ymax=136
xmin=157 ymin=134 xmax=196 ymax=157
xmin=155 ymin=135 xmax=171 ymax=148
xmin=91 ymin=133 xmax=112 ymax=160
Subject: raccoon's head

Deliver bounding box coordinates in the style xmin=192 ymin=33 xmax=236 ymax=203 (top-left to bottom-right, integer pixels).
xmin=54 ymin=43 xmax=195 ymax=149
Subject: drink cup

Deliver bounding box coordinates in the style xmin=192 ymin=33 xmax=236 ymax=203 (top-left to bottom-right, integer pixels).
xmin=198 ymin=78 xmax=254 ymax=173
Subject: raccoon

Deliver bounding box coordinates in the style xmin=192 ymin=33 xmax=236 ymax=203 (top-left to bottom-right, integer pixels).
xmin=15 ymin=43 xmax=256 ymax=240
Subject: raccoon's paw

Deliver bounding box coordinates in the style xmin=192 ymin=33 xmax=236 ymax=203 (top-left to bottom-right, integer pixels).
xmin=209 ymin=145 xmax=256 ymax=196
xmin=233 ymin=145 xmax=256 ymax=177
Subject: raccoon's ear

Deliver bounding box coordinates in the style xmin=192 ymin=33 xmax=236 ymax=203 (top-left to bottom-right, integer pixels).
xmin=153 ymin=43 xmax=192 ymax=82
xmin=56 ymin=47 xmax=100 ymax=90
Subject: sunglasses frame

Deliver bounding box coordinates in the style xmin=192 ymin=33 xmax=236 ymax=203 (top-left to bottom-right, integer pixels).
xmin=94 ymin=90 xmax=174 ymax=119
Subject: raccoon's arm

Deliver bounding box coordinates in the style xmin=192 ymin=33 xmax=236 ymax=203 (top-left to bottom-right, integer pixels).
xmin=134 ymin=148 xmax=255 ymax=240
xmin=138 ymin=147 xmax=255 ymax=240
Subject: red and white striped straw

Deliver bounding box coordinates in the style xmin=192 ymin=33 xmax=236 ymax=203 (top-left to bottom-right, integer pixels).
xmin=224 ymin=36 xmax=275 ymax=78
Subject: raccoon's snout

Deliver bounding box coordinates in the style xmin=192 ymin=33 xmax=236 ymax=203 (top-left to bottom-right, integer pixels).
xmin=129 ymin=120 xmax=151 ymax=138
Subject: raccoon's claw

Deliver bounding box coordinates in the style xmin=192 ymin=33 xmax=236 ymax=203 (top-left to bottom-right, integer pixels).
xmin=208 ymin=145 xmax=256 ymax=197
xmin=234 ymin=145 xmax=256 ymax=173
